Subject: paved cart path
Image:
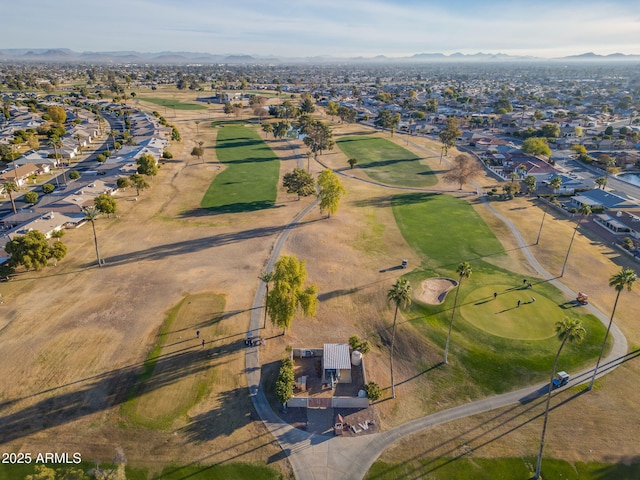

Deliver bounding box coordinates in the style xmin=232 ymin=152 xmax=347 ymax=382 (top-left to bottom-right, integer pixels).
xmin=245 ymin=138 xmax=627 ymax=480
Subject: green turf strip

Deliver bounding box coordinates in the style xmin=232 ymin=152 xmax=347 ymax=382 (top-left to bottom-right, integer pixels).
xmin=367 ymin=457 xmax=640 ymax=480
xmin=337 ymin=136 xmax=437 ymax=187
xmin=201 ymin=124 xmax=279 ymax=212
xmin=138 ymin=97 xmax=207 ymax=110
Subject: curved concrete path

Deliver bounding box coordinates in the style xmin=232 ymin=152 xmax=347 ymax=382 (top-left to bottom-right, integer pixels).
xmin=245 ymin=137 xmax=628 ymax=480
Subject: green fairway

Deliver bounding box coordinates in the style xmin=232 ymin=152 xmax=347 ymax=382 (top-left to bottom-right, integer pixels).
xmin=139 ymin=97 xmax=207 ymax=110
xmin=201 ymin=124 xmax=279 ymax=212
xmin=337 ymin=136 xmax=437 ymax=187
xmin=392 ymin=193 xmax=505 ymax=269
xmin=367 ymin=457 xmax=640 ymax=480
xmin=391 ymin=192 xmax=608 ymax=393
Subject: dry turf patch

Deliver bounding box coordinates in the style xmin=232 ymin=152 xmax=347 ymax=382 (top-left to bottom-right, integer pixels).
xmin=122 ymin=293 xmax=227 ymax=429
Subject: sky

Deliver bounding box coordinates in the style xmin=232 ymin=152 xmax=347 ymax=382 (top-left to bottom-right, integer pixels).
xmin=5 ymin=0 xmax=640 ymax=58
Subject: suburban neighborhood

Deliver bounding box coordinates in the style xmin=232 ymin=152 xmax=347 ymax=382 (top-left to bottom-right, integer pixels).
xmin=1 ymin=19 xmax=640 ymax=480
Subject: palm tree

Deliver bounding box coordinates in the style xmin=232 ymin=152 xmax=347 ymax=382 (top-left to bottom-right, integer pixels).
xmin=561 ymin=204 xmax=591 ymax=277
xmin=84 ymin=207 xmax=102 ymax=268
xmin=387 ymin=278 xmax=412 ymax=399
xmin=258 ymin=271 xmax=274 ymax=329
xmin=534 ymin=317 xmax=586 ymax=479
xmin=549 ymin=176 xmax=562 ymax=192
xmin=594 ymin=176 xmax=607 ymax=190
xmin=444 ymin=262 xmax=472 ymax=364
xmin=49 ymin=136 xmax=63 ymax=167
xmin=1 ymin=181 xmax=19 ymax=214
xmin=588 ymin=267 xmax=637 ymax=390
xmin=535 ymin=198 xmax=550 ymax=245
xmin=108 ymin=130 xmax=118 ymax=151
xmin=74 ymin=133 xmax=83 ymax=155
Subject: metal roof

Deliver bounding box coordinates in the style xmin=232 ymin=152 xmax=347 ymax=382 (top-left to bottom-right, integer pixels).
xmin=323 ymin=343 xmax=351 ymax=370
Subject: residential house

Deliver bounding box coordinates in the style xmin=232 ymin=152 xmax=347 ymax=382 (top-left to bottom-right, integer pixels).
xmin=593 ymin=211 xmax=640 ymax=238
xmin=572 ymin=189 xmax=638 ymax=210
xmin=0 ymin=163 xmax=41 ymax=186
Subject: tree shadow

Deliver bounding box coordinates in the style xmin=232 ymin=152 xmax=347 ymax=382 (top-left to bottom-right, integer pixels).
xmin=368 ymin=388 xmax=588 ymax=479
xmin=0 ymin=336 xmax=245 ymax=444
xmin=179 ymin=387 xmax=253 ymax=442
xmin=353 ymin=192 xmax=439 ymax=209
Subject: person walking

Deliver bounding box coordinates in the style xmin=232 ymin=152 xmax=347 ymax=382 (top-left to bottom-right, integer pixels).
xmin=202 ymin=339 xmax=205 ymax=348
xmin=493 ymin=292 xmax=498 ymax=299
xmin=196 ymin=330 xmax=200 ymax=338
xmin=517 ymin=299 xmax=521 ymax=308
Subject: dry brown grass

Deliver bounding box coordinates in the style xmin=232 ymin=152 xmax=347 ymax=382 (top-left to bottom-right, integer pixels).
xmin=1 ymin=87 xmax=638 ymax=474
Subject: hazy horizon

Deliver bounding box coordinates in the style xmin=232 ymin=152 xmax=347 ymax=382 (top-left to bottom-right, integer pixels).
xmin=6 ymin=0 xmax=640 ymax=59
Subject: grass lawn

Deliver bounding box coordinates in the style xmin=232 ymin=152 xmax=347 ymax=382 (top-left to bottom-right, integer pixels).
xmin=0 ymin=462 xmax=148 ymax=480
xmin=391 ymin=192 xmax=607 ymax=394
xmin=337 ymin=136 xmax=437 ymax=187
xmin=201 ymin=124 xmax=279 ymax=213
xmin=122 ymin=293 xmax=226 ymax=429
xmin=138 ymin=97 xmax=207 ymax=110
xmin=0 ymin=462 xmax=280 ymax=480
xmin=366 ymin=457 xmax=640 ymax=480
xmin=153 ymin=463 xmax=282 ymax=480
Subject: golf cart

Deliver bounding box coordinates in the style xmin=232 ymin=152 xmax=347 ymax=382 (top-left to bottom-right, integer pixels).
xmin=401 ymin=259 xmax=408 ymax=269
xmin=552 ymin=371 xmax=570 ymax=389
xmin=576 ymin=292 xmax=588 ymax=305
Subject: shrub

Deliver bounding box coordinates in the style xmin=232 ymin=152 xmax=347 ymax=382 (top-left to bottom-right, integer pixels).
xmin=364 ymin=381 xmax=382 ymax=401
xmin=349 ymin=335 xmax=371 ymax=354
xmin=162 ymin=150 xmax=173 ymax=159
xmin=42 ymin=183 xmax=55 ymax=194
xmin=68 ymin=170 xmax=80 ymax=180
xmin=24 ymin=191 xmax=39 ymax=204
xmin=275 ymin=357 xmax=295 ymax=406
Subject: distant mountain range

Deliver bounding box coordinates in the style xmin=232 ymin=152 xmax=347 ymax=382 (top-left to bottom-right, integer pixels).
xmin=0 ymin=48 xmax=639 ymax=64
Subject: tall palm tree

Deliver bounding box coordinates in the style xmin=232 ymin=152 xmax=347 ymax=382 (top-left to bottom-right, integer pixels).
xmin=49 ymin=136 xmax=63 ymax=167
xmin=84 ymin=207 xmax=102 ymax=268
xmin=444 ymin=262 xmax=472 ymax=364
xmin=1 ymin=181 xmax=19 ymax=214
xmin=258 ymin=271 xmax=274 ymax=329
xmin=387 ymin=278 xmax=412 ymax=399
xmin=535 ymin=198 xmax=552 ymax=245
xmin=588 ymin=267 xmax=637 ymax=390
xmin=534 ymin=317 xmax=586 ymax=479
xmin=108 ymin=130 xmax=118 ymax=151
xmin=561 ymin=204 xmax=591 ymax=277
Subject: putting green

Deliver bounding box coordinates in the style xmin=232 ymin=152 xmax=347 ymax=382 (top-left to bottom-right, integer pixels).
xmin=458 ymin=285 xmax=558 ymax=340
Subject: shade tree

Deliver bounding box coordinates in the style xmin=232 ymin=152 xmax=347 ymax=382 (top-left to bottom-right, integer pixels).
xmin=442 ymin=154 xmax=482 ymax=190
xmin=266 ymin=255 xmax=318 ymax=335
xmin=282 ymin=168 xmax=316 ymax=199
xmin=317 ymin=169 xmax=346 ymax=218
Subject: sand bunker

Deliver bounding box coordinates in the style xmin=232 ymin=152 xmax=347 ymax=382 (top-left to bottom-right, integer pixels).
xmin=417 ymin=278 xmax=459 ymax=305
